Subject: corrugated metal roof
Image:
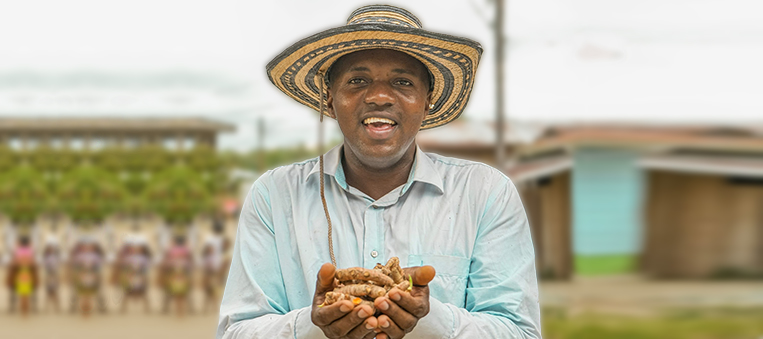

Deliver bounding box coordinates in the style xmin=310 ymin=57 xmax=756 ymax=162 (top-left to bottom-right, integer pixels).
xmin=416 ymin=120 xmax=545 ymax=149
xmin=640 ymin=154 xmax=763 ymax=177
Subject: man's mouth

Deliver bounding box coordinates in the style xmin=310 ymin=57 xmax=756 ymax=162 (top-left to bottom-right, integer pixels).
xmin=362 ymin=117 xmax=397 ymax=139
xmin=362 ymin=117 xmax=397 ymax=127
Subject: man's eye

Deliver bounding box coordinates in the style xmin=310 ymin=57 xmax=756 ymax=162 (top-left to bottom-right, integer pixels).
xmin=348 ymin=78 xmax=366 ymax=84
xmin=395 ymin=79 xmax=413 ymax=86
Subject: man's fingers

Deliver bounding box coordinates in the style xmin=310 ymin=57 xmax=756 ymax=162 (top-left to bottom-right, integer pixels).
xmin=322 ymin=304 xmax=375 ymax=337
xmin=313 ymin=263 xmax=336 ymax=307
xmin=342 ymin=315 xmax=378 ymax=339
xmin=386 ymin=287 xmax=430 ymax=319
xmin=312 ymin=300 xmax=353 ymax=326
xmin=402 ymin=265 xmax=436 ymax=286
xmin=412 ymin=265 xmax=435 ymax=286
xmin=377 ymin=314 xmax=407 ymax=339
xmin=375 ymin=296 xmax=420 ymax=330
xmin=316 ymin=263 xmax=336 ymax=293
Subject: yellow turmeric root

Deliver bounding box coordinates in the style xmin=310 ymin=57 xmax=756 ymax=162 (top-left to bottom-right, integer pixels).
xmin=385 ymin=257 xmax=405 ymax=284
xmin=373 ymin=263 xmax=392 ymax=277
xmin=321 ymin=257 xmax=410 ymax=314
xmin=323 ymin=292 xmax=349 ymax=305
xmin=335 ymin=267 xmax=395 ymax=287
xmin=334 ymin=284 xmax=387 ymax=299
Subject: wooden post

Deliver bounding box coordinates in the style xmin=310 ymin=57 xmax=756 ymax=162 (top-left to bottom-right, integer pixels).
xmin=494 ymin=0 xmax=507 ymax=169
xmin=257 ymin=118 xmax=265 ymax=173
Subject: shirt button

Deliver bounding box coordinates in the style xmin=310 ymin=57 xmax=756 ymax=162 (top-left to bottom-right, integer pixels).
xmin=370 ymin=250 xmax=378 ymax=258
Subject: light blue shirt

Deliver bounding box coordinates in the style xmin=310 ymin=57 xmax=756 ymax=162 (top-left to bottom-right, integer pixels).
xmin=217 ymin=144 xmax=541 ymax=339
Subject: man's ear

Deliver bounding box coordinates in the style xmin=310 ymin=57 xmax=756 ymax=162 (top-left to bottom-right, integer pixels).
xmin=326 ymin=89 xmax=337 ymax=119
xmin=426 ymin=91 xmax=433 ymax=112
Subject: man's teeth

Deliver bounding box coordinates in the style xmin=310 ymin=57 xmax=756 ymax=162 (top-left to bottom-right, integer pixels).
xmin=363 ymin=117 xmax=396 ymax=125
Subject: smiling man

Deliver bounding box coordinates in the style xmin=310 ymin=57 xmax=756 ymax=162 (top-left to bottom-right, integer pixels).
xmin=327 ymin=49 xmax=431 ymax=200
xmin=217 ymin=5 xmax=541 ymax=339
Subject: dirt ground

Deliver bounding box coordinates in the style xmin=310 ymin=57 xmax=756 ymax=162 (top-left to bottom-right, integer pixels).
xmin=0 ymin=312 xmax=218 ymax=339
xmin=0 ymin=274 xmax=220 ymax=339
xmin=540 ymin=274 xmax=763 ymax=316
xmin=2 ymin=273 xmax=762 ymax=339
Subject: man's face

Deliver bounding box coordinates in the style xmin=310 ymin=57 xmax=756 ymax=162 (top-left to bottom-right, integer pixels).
xmin=327 ymin=49 xmax=431 ymax=168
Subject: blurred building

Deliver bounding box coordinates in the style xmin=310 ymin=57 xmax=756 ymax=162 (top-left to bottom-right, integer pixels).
xmin=418 ymin=120 xmax=545 ymax=165
xmin=421 ymin=122 xmax=763 ymax=280
xmin=0 ymin=116 xmax=236 ymax=263
xmin=0 ymin=69 xmax=240 ymax=261
xmin=0 ymin=117 xmax=234 ymax=151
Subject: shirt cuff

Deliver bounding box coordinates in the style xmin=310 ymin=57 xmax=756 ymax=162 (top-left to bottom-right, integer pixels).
xmin=294 ymin=306 xmax=326 ymax=338
xmin=407 ymin=296 xmax=455 ymax=339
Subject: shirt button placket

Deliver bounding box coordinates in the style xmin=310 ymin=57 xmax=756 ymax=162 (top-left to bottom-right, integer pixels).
xmin=363 ymin=204 xmax=383 ymax=268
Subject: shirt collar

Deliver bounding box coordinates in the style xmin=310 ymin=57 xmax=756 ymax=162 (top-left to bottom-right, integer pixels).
xmin=307 ymin=143 xmax=444 ymax=195
xmin=404 ymin=146 xmax=444 ymax=195
xmin=307 ymin=144 xmax=347 ymax=189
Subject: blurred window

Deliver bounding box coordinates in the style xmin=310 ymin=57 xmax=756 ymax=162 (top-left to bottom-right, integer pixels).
xmin=26 ymin=138 xmax=38 ymax=150
xmin=125 ymin=138 xmax=139 ymax=149
xmin=183 ymin=136 xmax=196 ymax=150
xmin=90 ymin=138 xmax=106 ymax=150
xmin=163 ymin=137 xmax=178 ymax=151
xmin=9 ymin=137 xmax=22 ymax=150
xmin=70 ymin=137 xmax=84 ymax=150
xmin=50 ymin=137 xmax=63 ymax=149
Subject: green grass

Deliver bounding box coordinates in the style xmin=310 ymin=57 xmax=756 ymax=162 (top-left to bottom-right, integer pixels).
xmin=574 ymin=254 xmax=635 ymax=276
xmin=542 ymin=307 xmax=763 ymax=339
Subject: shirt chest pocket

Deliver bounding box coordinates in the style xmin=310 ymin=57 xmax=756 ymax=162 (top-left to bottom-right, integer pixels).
xmin=407 ymin=254 xmax=470 ymax=307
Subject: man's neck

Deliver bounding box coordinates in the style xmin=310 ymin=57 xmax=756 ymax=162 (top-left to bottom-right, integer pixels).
xmin=341 ymin=145 xmax=416 ymax=201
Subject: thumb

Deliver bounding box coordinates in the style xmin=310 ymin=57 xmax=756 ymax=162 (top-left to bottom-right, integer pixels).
xmin=411 ymin=265 xmax=436 ymax=286
xmin=315 ymin=262 xmax=336 ymax=294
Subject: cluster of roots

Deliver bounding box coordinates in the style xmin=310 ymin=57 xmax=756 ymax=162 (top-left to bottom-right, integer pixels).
xmin=321 ymin=257 xmax=411 ymax=314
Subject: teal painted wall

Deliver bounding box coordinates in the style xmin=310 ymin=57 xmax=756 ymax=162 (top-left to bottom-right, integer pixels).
xmin=572 ymin=148 xmax=644 ymax=255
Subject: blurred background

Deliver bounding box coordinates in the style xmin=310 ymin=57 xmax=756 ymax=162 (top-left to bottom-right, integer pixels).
xmin=1 ymin=0 xmax=762 ymax=338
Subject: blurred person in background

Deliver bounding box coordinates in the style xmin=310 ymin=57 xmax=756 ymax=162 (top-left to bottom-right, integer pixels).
xmin=6 ymin=236 xmax=38 ymax=316
xmin=112 ymin=236 xmax=152 ymax=314
xmin=68 ymin=237 xmax=107 ymax=316
xmin=159 ymin=234 xmax=194 ymax=316
xmin=41 ymin=237 xmax=63 ymax=313
xmin=200 ymin=223 xmax=230 ymax=314
xmin=218 ymin=4 xmax=539 ymax=339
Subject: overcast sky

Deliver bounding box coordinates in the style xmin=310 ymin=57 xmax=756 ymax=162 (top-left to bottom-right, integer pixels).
xmin=1 ymin=0 xmax=762 ymax=152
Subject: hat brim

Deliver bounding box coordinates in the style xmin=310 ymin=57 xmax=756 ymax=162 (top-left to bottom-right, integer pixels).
xmin=267 ymin=24 xmax=482 ymax=130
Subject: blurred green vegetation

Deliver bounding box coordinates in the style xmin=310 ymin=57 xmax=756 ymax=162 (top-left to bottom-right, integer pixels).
xmin=542 ymin=307 xmax=763 ymax=339
xmin=144 ymin=166 xmax=215 ymax=226
xmin=219 ymin=144 xmax=324 ymax=172
xmin=575 ymin=254 xmax=636 ymax=276
xmin=0 ymin=166 xmax=50 ymax=227
xmin=0 ymin=145 xmax=236 ymax=229
xmin=57 ymin=166 xmax=125 ymax=227
xmin=0 ymin=143 xmax=333 ymax=230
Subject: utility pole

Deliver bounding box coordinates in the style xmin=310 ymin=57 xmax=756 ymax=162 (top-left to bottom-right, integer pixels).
xmin=494 ymin=0 xmax=506 ymax=169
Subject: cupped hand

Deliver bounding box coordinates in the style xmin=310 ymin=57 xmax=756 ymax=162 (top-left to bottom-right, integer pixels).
xmin=311 ymin=263 xmax=379 ymax=339
xmin=372 ymin=265 xmax=435 ymax=339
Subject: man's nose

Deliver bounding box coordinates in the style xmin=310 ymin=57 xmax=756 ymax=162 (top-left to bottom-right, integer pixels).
xmin=363 ymin=81 xmax=396 ymax=107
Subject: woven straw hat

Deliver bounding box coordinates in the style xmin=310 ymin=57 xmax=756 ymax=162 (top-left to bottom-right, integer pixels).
xmin=266 ymin=5 xmax=483 ymax=130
